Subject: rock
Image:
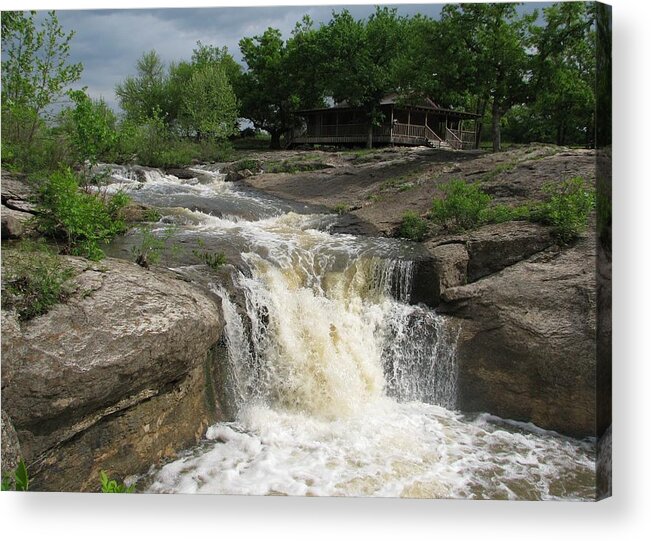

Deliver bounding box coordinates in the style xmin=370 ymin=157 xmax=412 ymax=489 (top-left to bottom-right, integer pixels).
xmin=1 ymin=410 xmax=21 ymax=475
xmin=1 ymin=205 xmax=34 ymax=239
xmin=465 ymin=222 xmax=554 ymax=281
xmin=1 ymin=171 xmax=34 ymax=202
xmin=596 ymin=424 xmax=612 ymax=499
xmin=1 ymin=256 xmax=225 ymax=491
xmin=165 ymin=167 xmax=196 ymax=180
xmin=411 ymin=243 xmax=468 ymax=306
xmin=438 ymin=232 xmax=597 ymax=437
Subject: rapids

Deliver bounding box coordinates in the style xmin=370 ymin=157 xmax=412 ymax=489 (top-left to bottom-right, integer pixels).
xmin=99 ymin=163 xmax=596 ymax=500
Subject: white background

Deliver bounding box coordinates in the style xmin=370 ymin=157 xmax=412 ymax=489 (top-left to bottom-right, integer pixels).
xmin=1 ymin=0 xmax=649 ymax=539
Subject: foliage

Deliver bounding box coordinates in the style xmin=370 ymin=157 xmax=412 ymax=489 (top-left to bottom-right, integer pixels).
xmin=1 ymin=10 xmax=83 ymax=171
xmin=479 ymin=203 xmax=532 ymax=224
xmin=2 ymin=240 xmax=75 ymax=321
xmin=36 ymin=167 xmax=130 ymax=260
xmin=332 ymin=203 xmax=349 ymax=215
xmin=536 ymin=177 xmax=596 ymax=243
xmin=182 ymin=63 xmax=238 ymax=141
xmin=115 ymin=50 xmax=170 ymax=124
xmin=67 ymin=90 xmax=118 ymax=168
xmin=99 ymin=470 xmax=135 ymax=493
xmin=238 ymin=18 xmax=326 ymax=149
xmin=430 ymin=180 xmax=491 ymax=231
xmin=319 ymin=7 xmax=406 ymax=148
xmin=193 ymin=249 xmax=227 ymax=271
xmin=1 ymin=459 xmax=30 ymax=491
xmin=131 ymin=225 xmax=176 ymax=269
xmin=398 ymin=211 xmax=429 ymax=241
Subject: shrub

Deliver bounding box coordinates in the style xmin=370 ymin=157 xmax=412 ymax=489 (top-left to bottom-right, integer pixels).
xmin=536 ymin=177 xmax=596 ymax=243
xmin=36 ymin=167 xmax=130 ymax=260
xmin=333 ymin=203 xmax=349 ymax=215
xmin=99 ymin=471 xmax=135 ymax=493
xmin=1 ymin=459 xmax=29 ymax=491
xmin=398 ymin=211 xmax=429 ymax=241
xmin=479 ymin=203 xmax=532 ymax=224
xmin=192 ymin=239 xmax=226 ymax=270
xmin=2 ymin=241 xmax=75 ymax=321
xmin=430 ymin=179 xmax=491 ymax=231
xmin=131 ymin=225 xmax=176 ymax=269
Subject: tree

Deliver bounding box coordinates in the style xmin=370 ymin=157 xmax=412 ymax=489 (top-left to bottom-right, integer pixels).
xmin=182 ymin=64 xmax=238 ymax=141
xmin=67 ymin=89 xmax=117 ymax=169
xmin=320 ymin=7 xmax=406 ymax=148
xmin=1 ymin=10 xmax=82 ymax=159
xmin=437 ymin=3 xmax=537 ymax=151
xmin=530 ymin=2 xmax=595 ymax=146
xmin=238 ymin=28 xmax=296 ymax=149
xmin=238 ymin=20 xmax=326 ymax=149
xmin=115 ymin=50 xmax=170 ymax=124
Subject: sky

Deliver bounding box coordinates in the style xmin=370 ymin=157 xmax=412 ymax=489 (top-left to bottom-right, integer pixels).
xmin=13 ymin=1 xmax=548 ymax=112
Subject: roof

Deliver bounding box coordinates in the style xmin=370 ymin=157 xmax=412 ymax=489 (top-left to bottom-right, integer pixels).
xmin=296 ymin=93 xmax=480 ymax=119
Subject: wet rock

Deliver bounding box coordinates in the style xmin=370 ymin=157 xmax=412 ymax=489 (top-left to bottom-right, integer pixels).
xmin=438 ymin=232 xmax=597 ymax=437
xmin=1 ymin=256 xmax=225 ymax=491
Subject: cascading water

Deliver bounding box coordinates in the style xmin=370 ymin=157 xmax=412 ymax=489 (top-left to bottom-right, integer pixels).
xmin=101 ymin=163 xmax=596 ymax=500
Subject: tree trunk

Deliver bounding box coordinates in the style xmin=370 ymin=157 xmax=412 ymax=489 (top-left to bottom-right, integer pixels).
xmin=366 ymin=124 xmax=373 ymax=149
xmin=474 ymin=99 xmax=488 ymax=149
xmin=491 ymin=100 xmax=502 ymax=152
xmin=270 ymin=131 xmax=281 ymax=150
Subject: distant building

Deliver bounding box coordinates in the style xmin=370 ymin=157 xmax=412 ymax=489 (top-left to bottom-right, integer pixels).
xmin=290 ymin=93 xmax=479 ymax=149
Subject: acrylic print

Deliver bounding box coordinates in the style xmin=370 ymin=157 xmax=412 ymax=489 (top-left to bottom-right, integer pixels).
xmin=0 ymin=2 xmax=611 ymax=500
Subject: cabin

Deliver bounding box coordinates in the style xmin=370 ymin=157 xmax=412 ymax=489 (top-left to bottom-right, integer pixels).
xmin=289 ymin=94 xmax=480 ymax=150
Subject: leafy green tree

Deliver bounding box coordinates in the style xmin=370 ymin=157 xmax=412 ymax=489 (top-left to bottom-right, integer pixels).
xmin=67 ymin=90 xmax=117 ymax=168
xmin=319 ymin=7 xmax=407 ymax=148
xmin=1 ymin=10 xmax=82 ymax=165
xmin=437 ymin=3 xmax=537 ymax=151
xmin=238 ymin=28 xmax=297 ymax=149
xmin=238 ymin=20 xmax=326 ymax=149
xmin=182 ymin=63 xmax=238 ymax=141
xmin=530 ymin=2 xmax=595 ymax=146
xmin=115 ymin=50 xmax=170 ymax=124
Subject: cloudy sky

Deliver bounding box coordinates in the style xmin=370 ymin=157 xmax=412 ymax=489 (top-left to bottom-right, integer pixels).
xmin=19 ymin=1 xmax=546 ymax=112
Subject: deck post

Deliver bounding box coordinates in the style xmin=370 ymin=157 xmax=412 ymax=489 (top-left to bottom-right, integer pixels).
xmin=335 ymin=111 xmax=339 ymax=137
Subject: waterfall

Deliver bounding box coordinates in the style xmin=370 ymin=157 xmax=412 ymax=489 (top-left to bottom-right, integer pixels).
xmin=213 ymin=252 xmax=459 ymax=420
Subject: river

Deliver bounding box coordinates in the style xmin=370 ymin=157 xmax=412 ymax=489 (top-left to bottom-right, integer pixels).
xmin=100 ymin=164 xmax=595 ymax=500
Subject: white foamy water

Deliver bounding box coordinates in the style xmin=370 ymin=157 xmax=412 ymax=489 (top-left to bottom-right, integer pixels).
xmin=102 ymin=164 xmax=595 ymax=500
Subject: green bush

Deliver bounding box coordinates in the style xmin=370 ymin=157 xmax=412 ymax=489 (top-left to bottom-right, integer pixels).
xmin=536 ymin=177 xmax=596 ymax=243
xmin=430 ymin=179 xmax=491 ymax=231
xmin=479 ymin=203 xmax=532 ymax=224
xmin=99 ymin=470 xmax=135 ymax=493
xmin=398 ymin=211 xmax=429 ymax=241
xmin=36 ymin=167 xmax=130 ymax=260
xmin=2 ymin=241 xmax=75 ymax=321
xmin=1 ymin=459 xmax=30 ymax=491
xmin=131 ymin=225 xmax=176 ymax=269
xmin=333 ymin=203 xmax=349 ymax=215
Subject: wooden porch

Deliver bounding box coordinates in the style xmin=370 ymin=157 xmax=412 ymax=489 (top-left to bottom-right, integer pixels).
xmin=291 ymin=96 xmax=479 ymax=150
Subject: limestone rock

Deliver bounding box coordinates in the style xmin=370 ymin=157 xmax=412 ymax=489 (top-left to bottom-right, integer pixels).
xmin=1 ymin=410 xmax=21 ymax=475
xmin=1 ymin=256 xmax=225 ymax=491
xmin=1 ymin=205 xmax=34 ymax=239
xmin=438 ymin=233 xmax=597 ymax=437
xmin=465 ymin=221 xmax=554 ymax=281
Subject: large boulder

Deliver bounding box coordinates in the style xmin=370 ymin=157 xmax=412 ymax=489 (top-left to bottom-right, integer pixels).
xmin=1 ymin=410 xmax=21 ymax=475
xmin=1 ymin=170 xmax=37 ymax=240
xmin=1 ymin=256 xmax=225 ymax=491
xmin=464 ymin=221 xmax=554 ymax=281
xmin=438 ymin=233 xmax=597 ymax=437
xmin=1 ymin=205 xmax=34 ymax=239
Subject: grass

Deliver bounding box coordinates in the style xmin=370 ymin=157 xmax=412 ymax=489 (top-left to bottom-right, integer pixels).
xmin=2 ymin=240 xmax=76 ymax=321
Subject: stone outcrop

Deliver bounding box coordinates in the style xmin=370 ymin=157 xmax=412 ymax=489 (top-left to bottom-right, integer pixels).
xmin=437 ymin=233 xmax=597 ymax=437
xmin=1 ymin=171 xmax=36 ymax=240
xmin=1 ymin=256 xmax=225 ymax=491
